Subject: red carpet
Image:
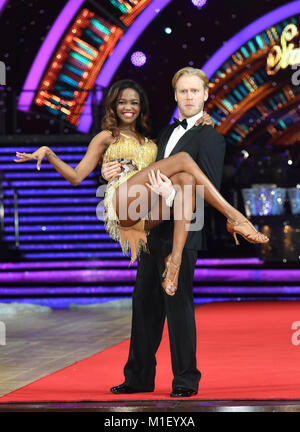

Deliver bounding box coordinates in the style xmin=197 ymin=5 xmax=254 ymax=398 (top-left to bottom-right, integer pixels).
xmin=2 ymin=301 xmax=300 ymax=402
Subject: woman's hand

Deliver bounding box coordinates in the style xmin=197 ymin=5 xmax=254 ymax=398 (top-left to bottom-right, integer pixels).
xmin=14 ymin=146 xmax=50 ymax=171
xmin=101 ymin=161 xmax=122 ymax=181
xmin=195 ymin=111 xmax=214 ymax=127
xmin=146 ymin=169 xmax=174 ymax=199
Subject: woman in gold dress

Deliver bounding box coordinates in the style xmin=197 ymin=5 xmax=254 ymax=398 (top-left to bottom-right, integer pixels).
xmin=14 ymin=79 xmax=268 ymax=295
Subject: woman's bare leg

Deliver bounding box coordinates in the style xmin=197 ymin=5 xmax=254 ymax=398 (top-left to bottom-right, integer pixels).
xmin=167 ymin=172 xmax=196 ymax=285
xmin=143 ymin=172 xmax=196 ymax=283
xmin=115 ymin=169 xmax=196 ymax=290
xmin=143 ymin=171 xmax=195 ymax=246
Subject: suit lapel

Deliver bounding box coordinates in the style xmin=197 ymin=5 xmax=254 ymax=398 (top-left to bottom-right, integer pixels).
xmin=169 ymin=125 xmax=204 ymax=156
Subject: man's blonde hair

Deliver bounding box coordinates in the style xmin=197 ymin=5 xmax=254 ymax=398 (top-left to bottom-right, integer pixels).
xmin=172 ymin=67 xmax=209 ymax=90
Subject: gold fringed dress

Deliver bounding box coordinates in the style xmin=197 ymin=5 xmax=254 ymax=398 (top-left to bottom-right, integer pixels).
xmin=102 ymin=132 xmax=157 ymax=263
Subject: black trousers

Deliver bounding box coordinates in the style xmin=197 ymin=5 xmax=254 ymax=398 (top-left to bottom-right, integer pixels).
xmin=123 ymin=244 xmax=201 ymax=391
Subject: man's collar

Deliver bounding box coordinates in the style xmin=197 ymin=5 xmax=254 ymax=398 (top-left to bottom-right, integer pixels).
xmin=179 ymin=111 xmax=203 ymax=128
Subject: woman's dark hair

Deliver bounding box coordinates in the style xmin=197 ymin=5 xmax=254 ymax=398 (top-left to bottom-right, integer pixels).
xmin=101 ymin=79 xmax=151 ymax=138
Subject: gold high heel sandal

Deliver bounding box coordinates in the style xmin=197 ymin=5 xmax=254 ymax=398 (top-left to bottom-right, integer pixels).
xmin=226 ymin=218 xmax=269 ymax=245
xmin=162 ymin=254 xmax=180 ymax=296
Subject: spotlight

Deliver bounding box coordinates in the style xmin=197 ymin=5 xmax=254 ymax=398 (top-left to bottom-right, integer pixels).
xmin=241 ymin=150 xmax=249 ymax=159
xmin=164 ymin=27 xmax=172 ymax=34
xmin=191 ymin=0 xmax=207 ymax=7
xmin=130 ymin=51 xmax=147 ymax=67
xmin=286 ymin=150 xmax=293 ymax=165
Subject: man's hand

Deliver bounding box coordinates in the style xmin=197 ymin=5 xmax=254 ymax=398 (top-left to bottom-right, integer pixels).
xmin=195 ymin=111 xmax=214 ymax=127
xmin=101 ymin=161 xmax=122 ymax=181
xmin=146 ymin=169 xmax=174 ymax=201
xmin=14 ymin=146 xmax=50 ymax=171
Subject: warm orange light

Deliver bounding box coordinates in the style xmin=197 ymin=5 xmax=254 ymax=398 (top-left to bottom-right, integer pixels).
xmin=35 ymin=8 xmax=125 ymax=126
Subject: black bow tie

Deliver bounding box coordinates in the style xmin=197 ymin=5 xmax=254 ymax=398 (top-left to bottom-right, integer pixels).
xmin=173 ymin=118 xmax=188 ymax=129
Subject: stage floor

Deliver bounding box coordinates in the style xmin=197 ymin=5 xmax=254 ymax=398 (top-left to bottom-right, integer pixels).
xmin=0 ymin=300 xmax=132 ymax=397
xmin=1 ymin=300 xmax=300 ymax=412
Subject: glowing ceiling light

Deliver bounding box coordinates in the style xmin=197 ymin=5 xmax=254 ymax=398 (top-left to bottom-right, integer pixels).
xmin=131 ymin=51 xmax=147 ymax=67
xmin=191 ymin=0 xmax=207 ymax=7
xmin=164 ymin=27 xmax=172 ymax=34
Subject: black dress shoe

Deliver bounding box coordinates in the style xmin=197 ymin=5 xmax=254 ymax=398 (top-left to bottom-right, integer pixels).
xmin=110 ymin=383 xmax=138 ymax=394
xmin=170 ymin=387 xmax=197 ymax=398
xmin=110 ymin=383 xmax=152 ymax=394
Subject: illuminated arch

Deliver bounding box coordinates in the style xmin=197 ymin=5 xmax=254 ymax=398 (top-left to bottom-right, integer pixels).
xmin=203 ymin=0 xmax=300 ymax=77
xmin=18 ymin=0 xmax=85 ymax=112
xmin=171 ymin=0 xmax=300 ymax=143
xmin=0 ymin=0 xmax=7 ymax=14
xmin=17 ymin=0 xmax=172 ymax=131
xmin=78 ymin=0 xmax=171 ymax=132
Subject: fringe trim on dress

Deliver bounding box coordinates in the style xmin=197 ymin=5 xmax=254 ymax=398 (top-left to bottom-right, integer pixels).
xmin=103 ymin=171 xmax=149 ymax=264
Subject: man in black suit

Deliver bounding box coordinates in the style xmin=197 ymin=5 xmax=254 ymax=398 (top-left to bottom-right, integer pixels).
xmin=105 ymin=67 xmax=226 ymax=397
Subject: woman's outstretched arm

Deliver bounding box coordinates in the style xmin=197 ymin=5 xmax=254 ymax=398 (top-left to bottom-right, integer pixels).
xmin=14 ymin=130 xmax=112 ymax=186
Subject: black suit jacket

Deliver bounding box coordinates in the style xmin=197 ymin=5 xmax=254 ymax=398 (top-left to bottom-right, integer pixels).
xmin=148 ymin=123 xmax=226 ymax=252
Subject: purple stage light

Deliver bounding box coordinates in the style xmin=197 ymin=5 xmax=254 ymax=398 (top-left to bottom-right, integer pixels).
xmin=23 ymin=252 xmax=126 ymax=259
xmin=191 ymin=0 xmax=207 ymax=7
xmin=2 ymin=286 xmax=300 ymax=296
xmin=171 ymin=0 xmax=300 ymax=121
xmin=131 ymin=51 xmax=147 ymax=67
xmin=0 ymin=287 xmax=133 ymax=296
xmin=0 ymin=258 xmax=262 ymax=271
xmin=1 ymin=268 xmax=299 ymax=283
xmin=0 ymin=0 xmax=7 ymax=13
